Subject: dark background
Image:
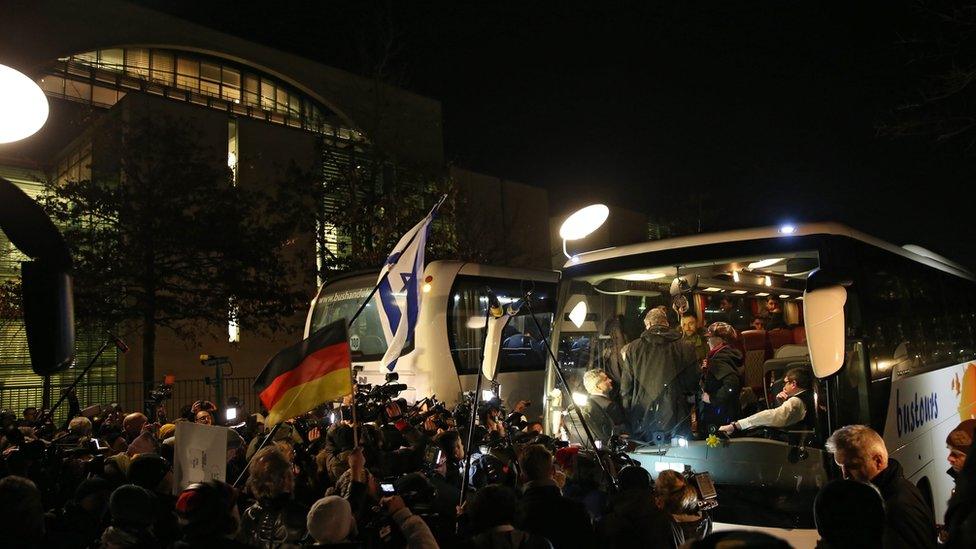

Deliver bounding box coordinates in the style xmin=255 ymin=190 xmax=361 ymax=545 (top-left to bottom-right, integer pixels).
xmin=134 ymin=0 xmax=975 ymax=268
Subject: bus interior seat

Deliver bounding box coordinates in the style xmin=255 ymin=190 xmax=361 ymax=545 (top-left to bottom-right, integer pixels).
xmin=774 ymin=344 xmax=808 ymax=359
xmin=792 ymin=325 xmax=806 ymax=345
xmin=767 ymin=328 xmax=794 ymax=350
xmin=740 ymin=329 xmax=770 ymax=389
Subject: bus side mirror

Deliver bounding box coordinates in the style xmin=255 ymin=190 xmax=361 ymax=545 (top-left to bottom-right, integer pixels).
xmin=803 ymin=284 xmax=847 ymax=379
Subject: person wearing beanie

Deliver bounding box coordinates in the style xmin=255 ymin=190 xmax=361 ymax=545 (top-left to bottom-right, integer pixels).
xmin=101 ymin=484 xmax=161 ymax=549
xmin=947 ymin=419 xmax=975 ymax=477
xmin=128 ymin=453 xmax=180 ymax=546
xmin=158 ymin=422 xmax=176 ymax=440
xmin=174 ymin=480 xmax=251 ymax=549
xmin=620 ymin=304 xmax=700 ymax=440
xmin=306 ymin=495 xmax=359 ymax=546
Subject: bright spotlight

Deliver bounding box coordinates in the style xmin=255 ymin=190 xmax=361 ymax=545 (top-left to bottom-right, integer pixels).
xmin=0 ymin=64 xmax=49 ymax=143
xmin=572 ymin=392 xmax=589 ymax=407
xmin=779 ymin=224 xmax=796 ymax=234
xmin=569 ymin=300 xmax=588 ymax=328
xmin=559 ymin=204 xmax=610 ymax=240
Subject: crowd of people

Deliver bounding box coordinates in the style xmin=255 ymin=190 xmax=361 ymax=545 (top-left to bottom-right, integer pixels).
xmin=0 ymin=385 xmax=973 ymax=549
xmin=1 ymin=301 xmax=975 ymax=548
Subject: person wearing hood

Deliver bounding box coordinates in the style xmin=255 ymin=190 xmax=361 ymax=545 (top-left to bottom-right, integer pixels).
xmin=947 ymin=420 xmax=975 ymax=486
xmin=619 ymin=306 xmax=700 ymax=440
xmin=698 ymin=322 xmax=742 ymax=436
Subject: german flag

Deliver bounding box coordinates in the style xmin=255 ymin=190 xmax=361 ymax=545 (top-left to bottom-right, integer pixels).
xmin=254 ymin=319 xmax=352 ymax=426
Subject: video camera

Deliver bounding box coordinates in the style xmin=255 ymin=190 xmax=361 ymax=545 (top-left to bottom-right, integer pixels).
xmin=682 ymin=466 xmax=719 ymax=511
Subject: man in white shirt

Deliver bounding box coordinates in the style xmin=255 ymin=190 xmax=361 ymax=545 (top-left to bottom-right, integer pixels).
xmin=718 ymin=367 xmax=815 ymax=434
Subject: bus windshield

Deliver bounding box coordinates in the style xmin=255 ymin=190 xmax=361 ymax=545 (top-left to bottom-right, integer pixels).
xmin=554 ymin=248 xmax=823 ymax=529
xmin=309 ymin=273 xmax=410 ymax=361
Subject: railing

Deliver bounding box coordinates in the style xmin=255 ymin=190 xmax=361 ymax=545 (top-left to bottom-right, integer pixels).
xmin=0 ymin=377 xmax=258 ymax=424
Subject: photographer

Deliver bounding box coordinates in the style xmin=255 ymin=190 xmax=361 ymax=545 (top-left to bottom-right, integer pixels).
xmin=654 ymin=470 xmax=712 ymax=547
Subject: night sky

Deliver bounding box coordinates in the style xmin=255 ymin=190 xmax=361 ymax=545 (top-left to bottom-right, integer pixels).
xmin=135 ymin=0 xmax=975 ymax=268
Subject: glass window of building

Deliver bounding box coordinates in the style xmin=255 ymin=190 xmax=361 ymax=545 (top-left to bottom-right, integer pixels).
xmin=176 ymin=57 xmax=200 ymax=91
xmin=125 ymin=48 xmax=150 ymax=78
xmin=150 ymin=51 xmax=175 ymax=85
xmin=221 ymin=67 xmax=241 ymax=103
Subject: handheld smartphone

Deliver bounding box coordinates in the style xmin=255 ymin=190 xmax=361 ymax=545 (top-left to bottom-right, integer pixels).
xmin=380 ymin=483 xmax=395 ymax=496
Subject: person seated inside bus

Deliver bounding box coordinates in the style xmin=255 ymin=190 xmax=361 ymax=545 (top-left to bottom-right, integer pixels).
xmin=620 ymin=306 xmax=700 ymax=441
xmin=718 ymin=367 xmax=816 ymax=437
xmin=698 ymin=322 xmax=742 ymax=436
xmin=750 ymin=316 xmax=767 ymax=331
xmin=581 ymin=369 xmax=628 ymax=441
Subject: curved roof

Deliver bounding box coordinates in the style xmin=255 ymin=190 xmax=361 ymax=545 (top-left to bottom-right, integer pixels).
xmin=0 ymin=0 xmax=443 ymax=165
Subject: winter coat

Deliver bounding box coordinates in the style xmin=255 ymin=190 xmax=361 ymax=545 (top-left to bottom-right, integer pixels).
xmin=467 ymin=526 xmax=553 ymax=549
xmin=515 ymin=483 xmax=595 ymax=549
xmin=698 ymin=345 xmax=742 ymax=433
xmin=871 ymin=459 xmax=937 ymax=549
xmin=596 ymin=487 xmax=674 ymax=549
xmin=583 ymin=394 xmax=628 ymax=442
xmin=237 ymin=495 xmax=309 ymax=549
xmin=619 ymin=327 xmax=700 ymax=440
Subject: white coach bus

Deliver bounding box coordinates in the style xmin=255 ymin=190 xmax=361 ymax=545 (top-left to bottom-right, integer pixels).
xmin=547 ymin=222 xmax=976 ymax=542
xmin=305 ymin=260 xmax=559 ymax=420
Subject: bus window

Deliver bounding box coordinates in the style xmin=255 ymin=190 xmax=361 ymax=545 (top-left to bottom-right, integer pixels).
xmin=447 ymin=275 xmax=556 ymax=375
xmin=309 ymin=275 xmax=412 ymax=361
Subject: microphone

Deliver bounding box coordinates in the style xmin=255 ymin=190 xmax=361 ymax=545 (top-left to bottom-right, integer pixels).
xmin=486 ymin=288 xmax=504 ymax=318
xmin=107 ymin=332 xmax=129 ymax=353
xmin=199 ymin=354 xmax=230 ymax=364
xmin=506 ymin=291 xmax=533 ymax=316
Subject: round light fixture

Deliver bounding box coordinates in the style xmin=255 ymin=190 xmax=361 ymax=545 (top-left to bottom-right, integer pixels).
xmin=559 ymin=204 xmax=609 ymax=240
xmin=0 ymin=64 xmax=49 ymax=144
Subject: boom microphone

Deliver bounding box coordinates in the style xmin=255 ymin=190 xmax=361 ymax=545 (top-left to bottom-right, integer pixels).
xmin=107 ymin=332 xmax=129 ymax=353
xmin=486 ymin=288 xmax=504 ymax=318
xmin=506 ymin=291 xmax=533 ymax=316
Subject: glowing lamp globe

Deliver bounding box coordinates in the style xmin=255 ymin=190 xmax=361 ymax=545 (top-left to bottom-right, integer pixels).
xmin=0 ymin=64 xmax=49 ymax=144
xmin=559 ymin=204 xmax=609 ymax=241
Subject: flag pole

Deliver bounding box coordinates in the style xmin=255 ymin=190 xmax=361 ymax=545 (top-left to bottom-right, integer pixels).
xmin=459 ymin=305 xmax=490 ymax=511
xmin=335 ymin=194 xmax=447 ymax=450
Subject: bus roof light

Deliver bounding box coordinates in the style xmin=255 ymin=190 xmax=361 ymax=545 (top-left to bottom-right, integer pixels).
xmin=779 ymin=224 xmax=796 ymax=234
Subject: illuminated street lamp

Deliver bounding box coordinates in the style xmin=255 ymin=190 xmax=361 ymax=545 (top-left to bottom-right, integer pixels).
xmin=559 ymin=203 xmax=609 ymax=259
xmin=0 ymin=64 xmax=49 ymax=144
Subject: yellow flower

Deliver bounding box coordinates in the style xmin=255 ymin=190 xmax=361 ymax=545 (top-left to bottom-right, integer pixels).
xmin=705 ymin=434 xmax=720 ymax=448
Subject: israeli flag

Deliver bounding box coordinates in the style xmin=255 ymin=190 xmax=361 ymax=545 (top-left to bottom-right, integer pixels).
xmin=375 ymin=200 xmax=441 ymax=371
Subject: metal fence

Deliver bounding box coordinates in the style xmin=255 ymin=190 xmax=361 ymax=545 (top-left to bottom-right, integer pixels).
xmin=0 ymin=377 xmax=258 ymax=424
